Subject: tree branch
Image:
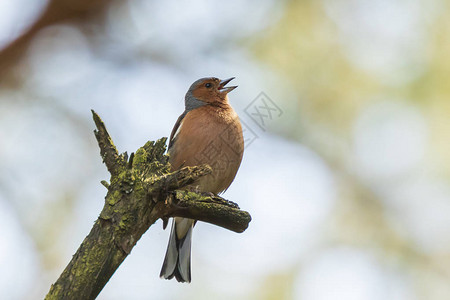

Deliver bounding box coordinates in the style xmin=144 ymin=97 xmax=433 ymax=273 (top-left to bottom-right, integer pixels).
xmin=0 ymin=0 xmax=111 ymax=85
xmin=167 ymin=191 xmax=250 ymax=233
xmin=45 ymin=111 xmax=251 ymax=300
xmin=91 ymin=109 xmax=123 ymax=176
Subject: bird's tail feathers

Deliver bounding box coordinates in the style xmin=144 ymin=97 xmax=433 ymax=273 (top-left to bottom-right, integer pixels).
xmin=160 ymin=218 xmax=193 ymax=283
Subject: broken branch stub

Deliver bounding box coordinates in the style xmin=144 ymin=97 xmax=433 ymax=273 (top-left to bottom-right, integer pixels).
xmin=45 ymin=111 xmax=251 ymax=300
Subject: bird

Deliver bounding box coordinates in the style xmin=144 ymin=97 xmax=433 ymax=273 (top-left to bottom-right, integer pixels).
xmin=160 ymin=77 xmax=244 ymax=283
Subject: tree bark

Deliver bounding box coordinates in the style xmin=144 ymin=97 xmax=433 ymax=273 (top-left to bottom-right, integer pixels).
xmin=45 ymin=110 xmax=251 ymax=300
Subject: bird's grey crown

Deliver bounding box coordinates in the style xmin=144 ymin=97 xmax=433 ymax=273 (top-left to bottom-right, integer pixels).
xmin=187 ymin=77 xmax=217 ymax=92
xmin=184 ymin=77 xmax=218 ymax=112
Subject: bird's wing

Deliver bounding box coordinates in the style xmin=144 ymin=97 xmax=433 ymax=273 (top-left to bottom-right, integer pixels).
xmin=168 ymin=110 xmax=187 ymax=150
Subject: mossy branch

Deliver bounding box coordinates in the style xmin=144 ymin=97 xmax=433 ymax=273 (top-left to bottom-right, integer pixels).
xmin=166 ymin=191 xmax=251 ymax=233
xmin=45 ymin=110 xmax=251 ymax=300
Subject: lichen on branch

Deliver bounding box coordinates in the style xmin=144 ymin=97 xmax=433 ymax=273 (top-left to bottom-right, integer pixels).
xmin=45 ymin=110 xmax=251 ymax=300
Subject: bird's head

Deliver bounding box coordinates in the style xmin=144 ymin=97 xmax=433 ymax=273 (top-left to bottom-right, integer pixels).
xmin=185 ymin=77 xmax=237 ymax=110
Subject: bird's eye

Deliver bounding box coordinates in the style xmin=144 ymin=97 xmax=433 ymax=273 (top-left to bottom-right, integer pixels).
xmin=205 ymin=83 xmax=212 ymax=88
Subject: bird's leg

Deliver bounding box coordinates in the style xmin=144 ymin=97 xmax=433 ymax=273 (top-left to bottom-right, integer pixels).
xmin=166 ymin=191 xmax=192 ymax=210
xmin=162 ymin=217 xmax=169 ymax=230
xmin=199 ymin=192 xmax=240 ymax=209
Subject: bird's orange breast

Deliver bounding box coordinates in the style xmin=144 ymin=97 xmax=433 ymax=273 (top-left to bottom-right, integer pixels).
xmin=168 ymin=105 xmax=244 ymax=194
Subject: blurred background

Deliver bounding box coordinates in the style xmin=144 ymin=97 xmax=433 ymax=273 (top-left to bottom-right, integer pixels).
xmin=1 ymin=0 xmax=449 ymax=299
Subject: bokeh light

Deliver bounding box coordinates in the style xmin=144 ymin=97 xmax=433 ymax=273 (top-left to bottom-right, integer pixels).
xmin=1 ymin=0 xmax=449 ymax=299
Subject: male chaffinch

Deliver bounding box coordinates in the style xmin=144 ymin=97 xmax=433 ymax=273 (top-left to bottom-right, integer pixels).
xmin=160 ymin=77 xmax=244 ymax=283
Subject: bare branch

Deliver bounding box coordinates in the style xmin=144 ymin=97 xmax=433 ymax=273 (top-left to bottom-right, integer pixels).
xmin=92 ymin=110 xmax=122 ymax=176
xmin=166 ymin=191 xmax=251 ymax=233
xmin=0 ymin=0 xmax=111 ymax=85
xmin=45 ymin=112 xmax=251 ymax=300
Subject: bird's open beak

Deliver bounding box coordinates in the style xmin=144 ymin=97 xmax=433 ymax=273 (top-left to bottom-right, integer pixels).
xmin=218 ymin=77 xmax=237 ymax=94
